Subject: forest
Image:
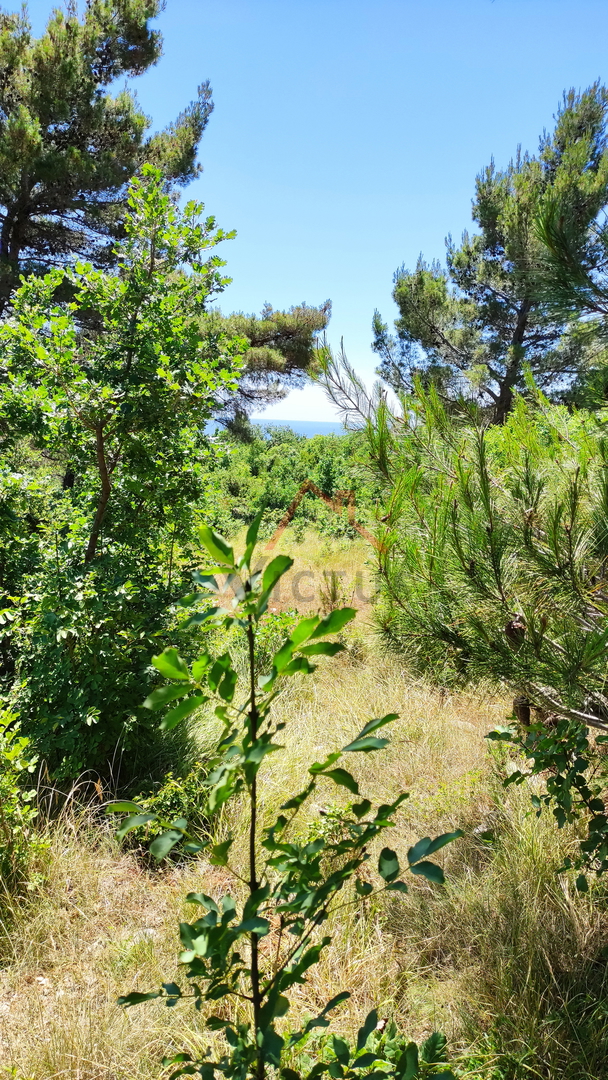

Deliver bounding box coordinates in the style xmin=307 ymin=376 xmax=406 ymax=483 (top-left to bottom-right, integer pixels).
xmin=3 ymin=3 xmax=608 ymax=1080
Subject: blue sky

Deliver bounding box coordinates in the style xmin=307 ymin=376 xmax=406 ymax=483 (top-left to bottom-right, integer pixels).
xmin=24 ymin=0 xmax=608 ymax=419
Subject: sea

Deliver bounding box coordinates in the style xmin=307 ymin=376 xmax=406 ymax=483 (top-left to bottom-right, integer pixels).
xmin=206 ymin=419 xmax=345 ymax=438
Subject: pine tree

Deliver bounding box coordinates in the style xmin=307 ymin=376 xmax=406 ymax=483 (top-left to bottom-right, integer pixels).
xmin=320 ymin=342 xmax=608 ymax=879
xmin=374 ymin=84 xmax=608 ymax=422
xmin=212 ymin=301 xmax=331 ymax=426
xmin=0 ymin=0 xmax=213 ymax=312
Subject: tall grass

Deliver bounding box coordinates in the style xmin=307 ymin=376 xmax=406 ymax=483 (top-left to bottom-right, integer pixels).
xmin=1 ymin=643 xmax=607 ymax=1079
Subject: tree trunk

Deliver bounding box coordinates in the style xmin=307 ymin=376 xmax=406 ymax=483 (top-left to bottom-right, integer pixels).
xmin=493 ymin=299 xmax=532 ymax=424
xmin=85 ymin=424 xmax=112 ymax=564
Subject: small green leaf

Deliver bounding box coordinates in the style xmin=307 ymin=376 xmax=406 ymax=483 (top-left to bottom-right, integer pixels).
xmin=143 ymin=684 xmax=190 ymax=710
xmin=311 ymin=608 xmax=357 ymax=638
xmin=262 ymin=555 xmax=294 ymax=596
xmin=409 ymin=860 xmax=445 ymax=884
xmin=300 ymin=642 xmax=345 ymax=657
xmin=386 ymin=881 xmax=409 ymax=895
xmin=324 ymin=768 xmax=359 ymax=794
xmin=309 ymin=752 xmax=341 ymax=775
xmin=115 ymin=812 xmax=156 ymax=839
xmin=118 ymin=991 xmax=161 ymax=1007
xmin=342 ymin=735 xmax=389 ymax=753
xmin=332 ymin=1036 xmax=351 ymax=1064
xmin=576 ymin=874 xmax=589 ymax=892
xmin=198 ymin=525 xmax=235 ymax=566
xmin=357 ymin=713 xmax=399 ymax=738
xmin=192 ymin=571 xmax=221 ymax=592
xmin=424 ymin=829 xmax=463 ymax=856
xmin=160 ymin=694 xmax=207 ymax=731
xmin=185 ymin=892 xmax=219 ymax=912
xmin=396 ymin=1041 xmax=419 ymax=1080
xmin=355 ymin=879 xmax=373 ymax=896
xmin=420 ymin=1031 xmax=448 ymax=1065
xmin=356 ymin=1008 xmax=378 ymax=1051
xmin=238 ymin=916 xmax=270 ymax=935
xmin=243 ymin=510 xmax=264 ymax=564
xmin=106 ymin=801 xmax=141 ymax=814
xmin=407 ymin=837 xmax=432 ymax=864
xmin=152 ymin=648 xmax=190 ymax=681
xmin=150 ymin=830 xmax=183 ymax=860
xmin=378 ymin=847 xmax=400 ymax=882
xmin=209 ymin=839 xmax=233 ymax=866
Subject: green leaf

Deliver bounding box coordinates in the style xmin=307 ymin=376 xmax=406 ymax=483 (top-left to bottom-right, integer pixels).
xmin=152 ymin=648 xmax=190 ymax=681
xmin=184 ymin=607 xmax=231 ymax=627
xmin=309 ymin=752 xmax=341 ymax=775
xmin=378 ymin=848 xmax=400 ymax=882
xmin=150 ymin=830 xmax=183 ymax=860
xmin=342 ymin=735 xmax=389 ymax=753
xmin=420 ymin=1031 xmax=448 ymax=1065
xmin=386 ymin=881 xmax=409 ymax=895
xmin=424 ymin=829 xmax=463 ymax=856
xmin=324 ymin=768 xmax=359 ymax=794
xmin=160 ymin=694 xmax=207 ymax=731
xmin=407 ymin=837 xmax=432 ymax=864
xmin=311 ymin=608 xmax=357 ymax=638
xmin=262 ymin=555 xmax=294 ymax=596
xmin=355 ymin=879 xmax=373 ymax=897
xmin=396 ymin=1042 xmax=419 ymax=1080
xmin=106 ymin=801 xmax=141 ymax=814
xmin=185 ymin=892 xmax=219 ymax=913
xmin=143 ymin=684 xmax=190 ymax=710
xmin=357 ymin=713 xmax=399 ymax=738
xmin=118 ymin=991 xmax=161 ymax=1007
xmin=332 ymin=1036 xmax=351 ymax=1064
xmin=409 ymin=861 xmax=445 ymax=884
xmin=300 ymin=642 xmax=345 ymax=657
xmin=192 ymin=571 xmax=221 ymax=592
xmin=198 ymin=525 xmax=235 ymax=567
xmin=115 ymin=812 xmax=157 ymax=839
xmin=237 ymin=916 xmax=270 ymax=935
xmin=576 ymin=874 xmax=589 ymax=892
xmin=243 ymin=510 xmax=264 ymax=565
xmin=209 ymin=839 xmax=233 ymax=866
xmin=356 ymin=1009 xmax=378 ymax=1051
xmin=290 ymin=615 xmax=320 ymax=646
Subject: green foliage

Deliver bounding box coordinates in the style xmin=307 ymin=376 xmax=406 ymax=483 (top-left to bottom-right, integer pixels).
xmin=199 ymin=425 xmax=377 ymax=538
xmin=0 ymin=709 xmax=47 ymax=892
xmin=211 ymin=302 xmax=331 ymax=421
xmin=374 ymin=83 xmax=608 ymax=421
xmin=0 ymin=0 xmax=214 ymax=310
xmin=0 ymin=166 xmax=244 ymax=778
xmin=354 ymin=377 xmax=608 ymax=879
xmin=108 ymin=518 xmax=461 ymax=1080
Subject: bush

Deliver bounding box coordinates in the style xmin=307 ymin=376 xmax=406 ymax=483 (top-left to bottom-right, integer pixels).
xmin=0 ymin=709 xmax=47 ymax=894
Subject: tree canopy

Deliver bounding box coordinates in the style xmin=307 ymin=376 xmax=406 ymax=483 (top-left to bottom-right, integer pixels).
xmin=374 ymin=83 xmax=608 ymax=422
xmin=0 ymin=0 xmax=213 ymax=311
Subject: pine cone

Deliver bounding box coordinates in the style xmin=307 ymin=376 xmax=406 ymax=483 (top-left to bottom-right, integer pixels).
xmin=505 ymin=615 xmax=526 ymax=649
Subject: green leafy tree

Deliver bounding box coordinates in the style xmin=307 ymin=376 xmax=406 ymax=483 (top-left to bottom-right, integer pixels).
xmin=2 ymin=164 xmax=242 ymax=563
xmin=374 ymin=84 xmax=608 ymax=422
xmin=0 ymin=0 xmax=213 ymax=311
xmin=0 ymin=166 xmax=245 ymax=777
xmin=109 ymin=516 xmax=460 ymax=1080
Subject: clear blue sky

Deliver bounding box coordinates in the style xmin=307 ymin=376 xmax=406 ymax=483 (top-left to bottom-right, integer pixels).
xmin=23 ymin=0 xmax=608 ymax=419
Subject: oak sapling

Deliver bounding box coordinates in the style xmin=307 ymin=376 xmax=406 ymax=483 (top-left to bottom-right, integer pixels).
xmin=109 ymin=514 xmax=461 ymax=1080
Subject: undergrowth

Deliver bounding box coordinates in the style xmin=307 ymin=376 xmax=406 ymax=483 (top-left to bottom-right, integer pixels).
xmin=0 ymin=646 xmax=607 ymax=1078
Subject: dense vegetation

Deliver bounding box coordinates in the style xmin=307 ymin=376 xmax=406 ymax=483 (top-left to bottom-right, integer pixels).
xmin=3 ymin=4 xmax=608 ymax=1078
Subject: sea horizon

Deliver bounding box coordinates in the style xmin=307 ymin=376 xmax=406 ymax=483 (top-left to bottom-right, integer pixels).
xmin=207 ymin=418 xmax=346 ymax=438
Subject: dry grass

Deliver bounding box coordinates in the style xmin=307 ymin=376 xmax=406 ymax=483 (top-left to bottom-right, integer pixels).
xmin=1 ymin=636 xmax=607 ymax=1079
